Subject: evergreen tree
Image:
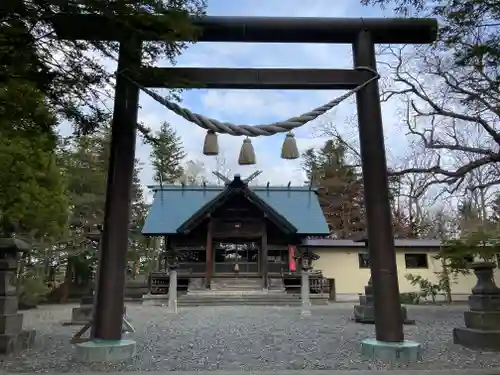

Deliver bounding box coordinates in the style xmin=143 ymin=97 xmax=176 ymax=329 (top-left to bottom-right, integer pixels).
xmin=56 ymin=132 xmax=107 ymax=290
xmin=100 ymin=125 xmax=148 ymax=278
xmin=490 ymin=193 xmax=500 ymax=223
xmin=98 ymin=124 xmax=144 ymax=211
xmin=56 ymin=124 xmax=147 ymax=286
xmin=301 ymin=140 xmax=365 ymax=238
xmin=457 ymin=198 xmax=482 ymax=236
xmin=3 ymin=1 xmax=207 ymax=134
xmin=59 ymin=134 xmax=107 ymax=230
xmin=302 ymin=148 xmax=320 ymax=185
xmin=0 ymin=79 xmax=68 ymax=238
xmin=149 ymin=121 xmax=186 ymax=184
xmin=360 ymin=0 xmax=499 ymax=70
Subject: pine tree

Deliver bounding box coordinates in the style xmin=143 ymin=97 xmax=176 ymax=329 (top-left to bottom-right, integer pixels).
xmin=150 ymin=121 xmax=186 ymax=184
xmin=302 ymin=148 xmax=320 ymax=185
xmin=457 ymin=198 xmax=482 ymax=237
xmin=3 ymin=1 xmax=207 ymax=134
xmin=0 ymin=79 xmax=68 ymax=238
xmin=490 ymin=193 xmax=500 ymax=223
xmin=98 ymin=124 xmax=144 ymax=211
xmin=361 ymin=0 xmax=499 ymax=70
xmin=302 ymin=140 xmax=365 ymax=238
xmin=98 ymin=124 xmax=148 ymax=278
xmin=57 ymin=123 xmax=147 ymax=286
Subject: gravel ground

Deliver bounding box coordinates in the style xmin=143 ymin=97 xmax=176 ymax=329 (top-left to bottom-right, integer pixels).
xmin=2 ymin=303 xmax=500 ymax=372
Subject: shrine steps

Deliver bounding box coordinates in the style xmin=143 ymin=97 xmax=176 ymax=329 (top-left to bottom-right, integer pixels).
xmin=210 ymin=277 xmax=263 ymax=291
xmin=179 ymin=278 xmax=326 ymax=306
xmin=177 ymin=293 xmax=328 ymax=307
xmin=143 ymin=290 xmax=329 ymax=307
xmin=141 ymin=277 xmax=329 ymax=307
xmin=187 ymin=277 xmax=286 ymax=292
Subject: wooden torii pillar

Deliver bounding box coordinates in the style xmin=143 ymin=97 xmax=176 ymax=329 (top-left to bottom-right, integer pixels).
xmin=50 ymin=14 xmax=437 ymax=346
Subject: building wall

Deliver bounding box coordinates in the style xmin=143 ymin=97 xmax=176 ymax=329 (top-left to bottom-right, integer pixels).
xmin=313 ymin=247 xmax=500 ymax=301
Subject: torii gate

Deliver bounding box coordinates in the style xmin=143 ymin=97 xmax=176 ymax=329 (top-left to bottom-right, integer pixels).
xmin=49 ymin=12 xmax=437 ymax=360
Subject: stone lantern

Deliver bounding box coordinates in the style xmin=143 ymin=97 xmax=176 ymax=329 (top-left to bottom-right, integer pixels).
xmin=352 ymin=236 xmax=376 ymax=323
xmin=66 ymin=224 xmax=103 ymax=325
xmin=352 ymin=235 xmax=414 ymax=324
xmin=295 ymin=246 xmax=319 ymax=316
xmin=0 ymin=237 xmax=36 ymax=354
xmin=453 ymin=262 xmax=500 ymax=351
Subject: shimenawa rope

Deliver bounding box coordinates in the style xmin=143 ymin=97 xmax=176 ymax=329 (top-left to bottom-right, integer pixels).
xmin=117 ymin=66 xmax=379 ymax=137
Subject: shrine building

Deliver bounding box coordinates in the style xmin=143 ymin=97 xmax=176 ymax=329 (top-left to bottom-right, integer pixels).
xmin=141 ymin=173 xmax=500 ymax=301
xmin=141 ymin=174 xmax=329 ymax=291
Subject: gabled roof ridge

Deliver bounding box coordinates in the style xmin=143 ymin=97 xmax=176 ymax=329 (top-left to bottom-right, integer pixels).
xmin=149 ymin=184 xmax=223 ymax=191
xmin=176 ymin=183 xmax=298 ymax=234
xmin=148 ymin=184 xmax=316 ymax=192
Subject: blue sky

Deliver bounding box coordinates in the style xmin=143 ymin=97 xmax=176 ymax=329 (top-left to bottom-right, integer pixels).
xmin=66 ymin=0 xmax=410 ymax=192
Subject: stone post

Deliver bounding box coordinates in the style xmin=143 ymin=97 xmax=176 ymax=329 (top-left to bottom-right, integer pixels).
xmin=166 ymin=237 xmax=178 ymax=314
xmin=453 ymin=262 xmax=500 ymax=351
xmin=299 ymin=247 xmax=314 ymax=317
xmin=167 ymin=268 xmax=178 ymax=314
xmin=328 ymin=278 xmax=336 ymax=302
xmin=301 ymin=269 xmax=311 ymax=316
xmin=0 ymin=238 xmax=35 ymax=354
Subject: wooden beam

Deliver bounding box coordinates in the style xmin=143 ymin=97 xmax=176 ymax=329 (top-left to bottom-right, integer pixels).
xmin=132 ymin=67 xmax=367 ymax=90
xmin=50 ymin=14 xmax=438 ymax=44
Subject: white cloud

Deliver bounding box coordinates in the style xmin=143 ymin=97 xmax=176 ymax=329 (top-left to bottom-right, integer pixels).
xmin=199 ymin=90 xmax=334 ymax=120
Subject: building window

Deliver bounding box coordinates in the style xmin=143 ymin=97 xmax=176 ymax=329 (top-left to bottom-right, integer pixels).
xmin=358 ymin=253 xmax=370 ymax=268
xmin=405 ymin=253 xmax=428 ymax=269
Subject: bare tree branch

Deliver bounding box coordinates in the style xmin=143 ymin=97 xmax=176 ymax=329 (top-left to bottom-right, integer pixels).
xmin=379 ymin=43 xmax=500 ymax=190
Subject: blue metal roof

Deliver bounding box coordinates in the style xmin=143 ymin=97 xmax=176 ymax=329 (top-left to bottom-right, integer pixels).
xmin=142 ymin=185 xmax=329 ymax=236
xmin=252 ymin=187 xmax=329 ymax=235
xmin=142 ymin=186 xmax=221 ymax=236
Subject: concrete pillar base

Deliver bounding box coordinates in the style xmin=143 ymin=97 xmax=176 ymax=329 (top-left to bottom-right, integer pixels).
xmin=0 ymin=329 xmax=36 ymax=355
xmin=453 ymin=327 xmax=500 ymax=351
xmin=74 ymin=339 xmax=136 ymax=362
xmin=360 ymin=338 xmax=421 ymax=363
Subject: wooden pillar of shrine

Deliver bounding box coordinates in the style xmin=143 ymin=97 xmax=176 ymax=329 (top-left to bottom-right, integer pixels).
xmin=261 ymin=221 xmax=268 ymax=289
xmin=205 ymin=219 xmax=213 ymax=289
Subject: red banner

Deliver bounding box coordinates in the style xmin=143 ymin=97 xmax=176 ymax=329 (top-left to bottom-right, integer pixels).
xmin=288 ymin=245 xmax=296 ymax=271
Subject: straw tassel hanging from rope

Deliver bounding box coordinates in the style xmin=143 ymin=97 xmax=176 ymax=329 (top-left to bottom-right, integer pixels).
xmin=238 ymin=137 xmax=256 ymax=165
xmin=203 ymin=130 xmax=219 ymax=156
xmin=281 ymin=132 xmax=299 ymax=160
xmin=204 ymin=130 xmax=299 ymax=163
xmin=120 ymin=66 xmax=380 ymax=166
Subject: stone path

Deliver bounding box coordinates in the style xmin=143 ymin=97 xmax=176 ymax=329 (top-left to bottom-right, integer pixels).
xmin=6 ymin=371 xmax=500 ymax=375
xmin=2 ymin=304 xmax=500 ymax=372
